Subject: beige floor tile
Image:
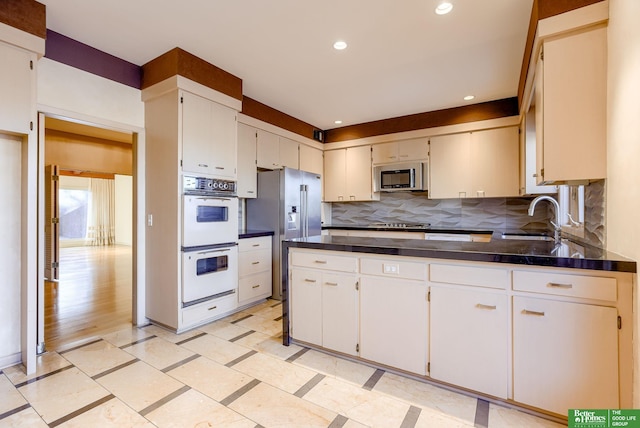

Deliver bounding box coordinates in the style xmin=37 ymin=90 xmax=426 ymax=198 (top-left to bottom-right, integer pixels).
xmin=0 ymin=406 xmax=49 ymax=427
xmin=61 ymin=340 xmax=136 ymax=377
xmin=0 ymin=374 xmax=27 ymax=414
xmin=96 ymin=360 xmax=185 ymax=412
xmin=57 ymin=397 xmax=155 ymax=428
xmin=293 ymin=349 xmax=377 ymax=386
xmin=234 ymin=331 xmax=304 ymax=360
xmin=167 ymin=356 xmax=255 ymax=401
xmin=248 ymin=303 xmax=283 ymax=320
xmin=222 ymin=310 xmax=258 ymax=323
xmin=199 ymin=320 xmax=253 ymax=340
xmin=374 ymin=372 xmax=477 ymax=425
xmin=232 ymin=352 xmax=318 ymax=394
xmin=343 ymin=419 xmax=370 ymax=428
xmin=123 ymin=337 xmax=196 ymax=370
xmin=141 ymin=325 xmax=204 ymax=344
xmin=415 ymin=406 xmax=475 ymax=427
xmin=303 ymin=376 xmax=410 ymax=428
xmin=101 ymin=327 xmax=155 ymax=348
xmin=234 ymin=314 xmax=282 ymax=337
xmin=241 ymin=299 xmax=275 ymax=315
xmin=146 ymin=388 xmax=256 ymax=428
xmin=488 ymin=404 xmax=567 ymax=428
xmin=3 ymin=352 xmax=72 ymax=385
xmin=229 ymin=381 xmax=337 ymax=427
xmin=179 ymin=333 xmax=252 ymax=365
xmin=18 ymin=367 xmax=110 ymax=424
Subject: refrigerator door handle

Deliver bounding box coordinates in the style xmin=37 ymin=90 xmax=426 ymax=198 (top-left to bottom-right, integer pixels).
xmin=300 ymin=184 xmax=308 ymax=238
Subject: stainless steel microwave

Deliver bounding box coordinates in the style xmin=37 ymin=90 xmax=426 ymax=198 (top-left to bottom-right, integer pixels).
xmin=374 ymin=162 xmax=428 ymax=192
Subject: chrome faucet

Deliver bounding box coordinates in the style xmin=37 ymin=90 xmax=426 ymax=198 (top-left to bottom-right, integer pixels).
xmin=528 ymin=195 xmax=562 ymax=244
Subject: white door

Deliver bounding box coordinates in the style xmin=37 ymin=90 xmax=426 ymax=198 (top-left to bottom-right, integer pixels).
xmin=322 ymin=272 xmax=358 ymax=356
xmin=323 ymin=149 xmax=346 ymax=202
xmin=345 ymin=145 xmax=372 ymax=201
xmin=290 ymin=268 xmax=322 ymax=346
xmin=429 ymin=133 xmax=471 ymax=199
xmin=430 ymin=286 xmax=508 ymax=398
xmin=237 ymin=123 xmax=257 ymax=198
xmin=360 ymin=276 xmax=428 ymax=375
xmin=44 ymin=164 xmax=60 ymax=280
xmin=513 ymin=296 xmax=619 ymax=414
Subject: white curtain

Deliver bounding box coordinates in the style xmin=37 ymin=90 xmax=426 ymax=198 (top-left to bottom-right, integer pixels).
xmin=86 ymin=178 xmax=115 ymax=246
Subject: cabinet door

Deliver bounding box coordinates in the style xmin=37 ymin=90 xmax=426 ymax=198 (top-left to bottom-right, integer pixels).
xmin=256 ymin=129 xmax=280 ymax=169
xmin=513 ymin=296 xmax=619 ymax=415
xmin=290 ymin=268 xmax=322 ymax=346
xmin=429 ymin=133 xmax=471 ymax=199
xmin=0 ymin=42 xmax=33 ymax=134
xmin=470 ymin=127 xmax=519 ymax=197
xmin=279 ymin=137 xmax=299 ymax=169
xmin=209 ymin=100 xmax=237 ymax=179
xmin=299 ymin=144 xmax=323 ymax=176
xmin=322 ymin=272 xmax=358 ymax=356
xmin=539 ymin=27 xmax=607 ymax=183
xmin=323 ymin=149 xmax=346 ymax=202
xmin=372 ymin=142 xmax=398 ymax=164
xmin=430 ymin=287 xmax=508 ymax=398
xmin=398 ymin=138 xmax=428 ymax=162
xmin=237 ymin=123 xmax=257 ymax=198
xmin=345 ymin=145 xmax=373 ymax=201
xmin=360 ymin=276 xmax=428 ymax=375
xmin=182 ymin=91 xmax=216 ymax=176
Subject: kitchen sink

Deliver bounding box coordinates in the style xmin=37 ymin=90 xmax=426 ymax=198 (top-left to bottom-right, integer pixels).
xmin=501 ymin=232 xmax=554 ymax=242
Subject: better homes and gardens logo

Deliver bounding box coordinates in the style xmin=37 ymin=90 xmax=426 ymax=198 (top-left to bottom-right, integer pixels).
xmin=569 ymin=410 xmax=640 ymax=428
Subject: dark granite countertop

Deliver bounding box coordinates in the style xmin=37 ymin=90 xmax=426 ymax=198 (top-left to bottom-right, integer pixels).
xmin=323 ymin=224 xmax=494 ymax=234
xmin=283 ymin=235 xmax=636 ymax=273
xmin=239 ymin=230 xmax=274 ymax=239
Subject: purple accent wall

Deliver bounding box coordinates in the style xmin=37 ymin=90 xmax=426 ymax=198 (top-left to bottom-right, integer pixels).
xmin=45 ymin=30 xmax=142 ymax=89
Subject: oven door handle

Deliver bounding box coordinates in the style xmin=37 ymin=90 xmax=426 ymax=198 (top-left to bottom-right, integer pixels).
xmin=197 ymin=248 xmax=231 ymax=255
xmin=195 ymin=197 xmax=231 ymax=202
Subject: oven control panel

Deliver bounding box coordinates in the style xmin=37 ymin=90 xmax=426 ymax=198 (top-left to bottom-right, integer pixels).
xmin=183 ymin=176 xmax=236 ymax=195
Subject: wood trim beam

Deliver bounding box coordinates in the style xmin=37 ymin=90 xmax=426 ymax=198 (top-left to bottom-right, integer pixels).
xmin=0 ymin=0 xmax=45 ymax=39
xmin=141 ymin=48 xmax=243 ymax=100
xmin=323 ymin=98 xmax=519 ymax=144
xmin=241 ymin=96 xmax=321 ymax=141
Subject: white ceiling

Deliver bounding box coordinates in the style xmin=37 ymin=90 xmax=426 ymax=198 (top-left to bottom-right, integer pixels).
xmin=39 ymin=0 xmax=533 ymax=130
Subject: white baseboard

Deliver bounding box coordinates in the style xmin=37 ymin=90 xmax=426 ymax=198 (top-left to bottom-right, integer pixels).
xmin=0 ymin=352 xmax=22 ymax=371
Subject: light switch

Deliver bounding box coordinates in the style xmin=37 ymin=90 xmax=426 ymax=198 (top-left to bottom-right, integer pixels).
xmin=147 ymin=214 xmax=153 ymax=226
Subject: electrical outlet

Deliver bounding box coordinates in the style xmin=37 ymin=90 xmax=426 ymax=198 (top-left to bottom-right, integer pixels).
xmin=383 ymin=263 xmax=399 ymax=274
xmin=147 ymin=214 xmax=153 ymax=226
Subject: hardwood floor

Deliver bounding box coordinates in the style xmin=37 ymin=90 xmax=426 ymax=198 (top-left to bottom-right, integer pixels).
xmin=44 ymin=245 xmax=133 ymax=351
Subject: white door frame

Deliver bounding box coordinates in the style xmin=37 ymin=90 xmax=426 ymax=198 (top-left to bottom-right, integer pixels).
xmin=32 ymin=106 xmax=146 ymax=363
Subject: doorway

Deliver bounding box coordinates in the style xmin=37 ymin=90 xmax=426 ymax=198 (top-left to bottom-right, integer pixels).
xmin=41 ymin=116 xmax=135 ymax=351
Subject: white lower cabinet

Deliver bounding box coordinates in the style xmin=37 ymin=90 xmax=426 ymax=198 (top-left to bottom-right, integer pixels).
xmin=290 ymin=252 xmax=359 ymax=356
xmin=430 ymin=286 xmax=508 ymax=398
xmin=513 ymin=296 xmax=619 ymax=415
xmin=359 ymin=276 xmax=429 ymax=375
xmin=238 ymin=236 xmax=272 ymax=306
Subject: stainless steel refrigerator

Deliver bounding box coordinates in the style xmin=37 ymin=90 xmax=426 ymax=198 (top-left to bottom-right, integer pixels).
xmin=247 ymin=168 xmax=322 ymax=300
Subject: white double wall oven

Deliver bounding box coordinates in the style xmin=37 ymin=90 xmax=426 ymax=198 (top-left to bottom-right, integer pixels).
xmin=182 ymin=176 xmax=238 ymax=306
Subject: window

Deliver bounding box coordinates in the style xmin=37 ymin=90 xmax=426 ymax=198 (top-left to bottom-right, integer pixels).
xmin=59 ymin=188 xmax=89 ymax=240
xmin=558 ymin=184 xmax=585 ymax=238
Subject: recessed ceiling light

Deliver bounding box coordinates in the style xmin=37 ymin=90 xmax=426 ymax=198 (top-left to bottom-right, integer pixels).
xmin=435 ymin=2 xmax=453 ymax=15
xmin=464 ymin=95 xmax=475 ymax=101
xmin=334 ymin=120 xmax=343 ymax=125
xmin=333 ymin=41 xmax=347 ymax=50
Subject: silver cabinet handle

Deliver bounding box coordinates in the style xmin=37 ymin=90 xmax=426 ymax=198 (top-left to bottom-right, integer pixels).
xmin=198 ymin=248 xmax=230 ymax=255
xmin=522 ymin=309 xmax=545 ymax=316
xmin=215 ymin=166 xmax=224 ymax=170
xmin=251 ymin=261 xmax=260 ymax=265
xmin=476 ymin=304 xmax=497 ymax=310
xmin=324 ymin=282 xmax=338 ymax=286
xmin=198 ymin=163 xmax=209 ymax=168
xmin=314 ymin=260 xmax=327 ymax=264
xmin=304 ymin=279 xmax=317 ymax=283
xmin=252 ymin=244 xmax=260 ymax=247
xmin=548 ymin=282 xmax=572 ymax=289
xmin=207 ymin=305 xmax=218 ymax=311
xmin=247 ymin=190 xmax=255 ymax=194
xmin=252 ymin=284 xmax=261 ymax=289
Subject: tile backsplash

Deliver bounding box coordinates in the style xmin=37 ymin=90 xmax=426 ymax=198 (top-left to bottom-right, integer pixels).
xmin=330 ymin=192 xmax=551 ymax=231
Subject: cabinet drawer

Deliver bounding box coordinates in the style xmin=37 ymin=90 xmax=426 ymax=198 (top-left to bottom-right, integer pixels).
xmin=291 ymin=251 xmax=358 ymax=273
xmin=181 ymin=293 xmax=238 ymax=328
xmin=239 ymin=236 xmax=272 ymax=252
xmin=239 ymin=271 xmax=272 ymax=302
xmin=239 ymin=249 xmax=271 ymax=276
xmin=360 ymin=257 xmax=426 ymax=281
xmin=430 ymin=263 xmax=509 ymax=290
xmin=513 ymin=270 xmax=617 ymax=302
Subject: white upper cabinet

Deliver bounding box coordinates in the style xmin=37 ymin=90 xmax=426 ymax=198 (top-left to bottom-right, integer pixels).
xmin=324 ymin=145 xmax=377 ymax=202
xmin=299 ymin=144 xmax=323 ymax=176
xmin=535 ymin=26 xmax=607 ymax=184
xmin=429 ymin=126 xmax=519 ymax=199
xmin=0 ymin=42 xmax=35 ymax=135
xmin=372 ymin=138 xmax=428 ymax=165
xmin=181 ymin=91 xmax=237 ymax=179
xmin=256 ymin=128 xmax=280 ymax=169
xmin=278 ymin=136 xmax=299 ymax=169
xmin=237 ymin=123 xmax=257 ymax=198
xmin=520 ymin=110 xmax=557 ymax=195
